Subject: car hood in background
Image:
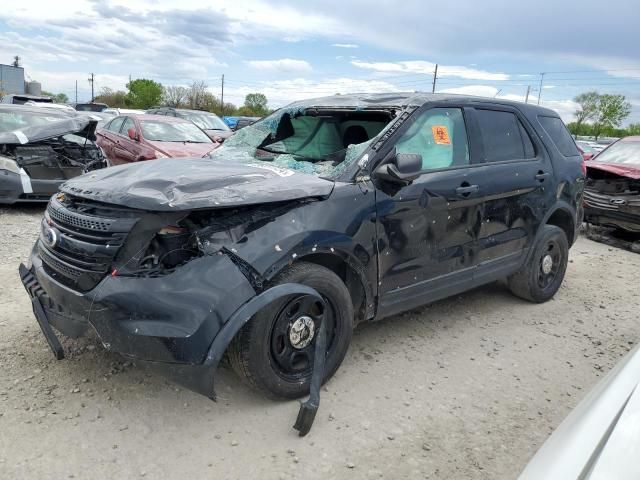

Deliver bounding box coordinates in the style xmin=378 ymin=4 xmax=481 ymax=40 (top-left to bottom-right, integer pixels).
xmin=203 ymin=129 xmax=234 ymax=140
xmin=0 ymin=116 xmax=98 ymax=144
xmin=60 ymin=158 xmax=334 ymax=211
xmin=587 ymin=162 xmax=640 ymax=180
xmin=519 ymin=345 xmax=640 ymax=480
xmin=147 ymin=140 xmax=218 ymax=157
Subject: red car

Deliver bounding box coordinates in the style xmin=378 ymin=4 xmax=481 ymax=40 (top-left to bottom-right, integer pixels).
xmin=576 ymin=144 xmax=594 ymax=161
xmin=96 ymin=114 xmax=218 ymax=165
xmin=584 ymin=136 xmax=640 ymax=232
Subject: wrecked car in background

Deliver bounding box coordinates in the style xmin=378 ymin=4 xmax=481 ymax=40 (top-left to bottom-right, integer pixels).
xmin=0 ymin=105 xmax=106 ymax=204
xmin=584 ymin=136 xmax=640 ymax=232
xmin=96 ymin=114 xmax=219 ymax=165
xmin=146 ymin=107 xmax=233 ymax=142
xmin=19 ymin=93 xmax=584 ymax=433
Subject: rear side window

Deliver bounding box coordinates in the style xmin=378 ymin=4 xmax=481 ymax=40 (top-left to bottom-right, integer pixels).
xmin=476 ymin=109 xmax=536 ymax=162
xmin=538 ymin=116 xmax=579 ymax=157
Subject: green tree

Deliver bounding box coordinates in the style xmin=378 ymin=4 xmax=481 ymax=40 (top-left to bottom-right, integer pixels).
xmin=240 ymin=93 xmax=268 ymax=116
xmin=54 ymin=93 xmax=69 ymax=103
xmin=42 ymin=90 xmax=69 ymax=104
xmin=573 ymin=91 xmax=599 ymax=132
xmin=627 ymin=123 xmax=640 ymax=136
xmin=592 ymin=94 xmax=632 ymax=140
xmin=125 ymin=79 xmax=163 ymax=109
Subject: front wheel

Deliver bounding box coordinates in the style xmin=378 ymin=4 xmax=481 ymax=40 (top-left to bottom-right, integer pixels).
xmin=508 ymin=225 xmax=569 ymax=303
xmin=228 ymin=262 xmax=354 ymax=399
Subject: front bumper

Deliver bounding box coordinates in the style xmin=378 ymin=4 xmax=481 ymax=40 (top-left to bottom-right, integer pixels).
xmin=20 ymin=246 xmax=327 ymax=401
xmin=20 ymin=247 xmax=256 ymax=396
xmin=584 ymin=206 xmax=640 ymax=233
xmin=0 ymin=169 xmax=64 ymax=204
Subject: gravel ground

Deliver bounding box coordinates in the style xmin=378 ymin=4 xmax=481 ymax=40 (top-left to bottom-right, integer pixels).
xmin=1 ymin=205 xmax=639 ymax=480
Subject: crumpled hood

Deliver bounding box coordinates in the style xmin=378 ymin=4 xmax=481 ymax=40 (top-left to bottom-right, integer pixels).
xmin=60 ymin=158 xmax=334 ymax=211
xmin=147 ymin=140 xmax=218 ymax=157
xmin=587 ymin=162 xmax=640 ymax=180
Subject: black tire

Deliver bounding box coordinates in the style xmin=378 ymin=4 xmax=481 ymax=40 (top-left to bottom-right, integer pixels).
xmin=508 ymin=224 xmax=569 ymax=303
xmin=228 ymin=262 xmax=354 ymax=399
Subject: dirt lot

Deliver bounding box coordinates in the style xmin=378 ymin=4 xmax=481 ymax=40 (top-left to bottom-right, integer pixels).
xmin=1 ymin=205 xmax=639 ymax=480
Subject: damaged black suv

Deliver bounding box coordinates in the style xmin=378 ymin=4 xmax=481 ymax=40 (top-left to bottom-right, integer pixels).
xmin=20 ymin=93 xmax=584 ymax=403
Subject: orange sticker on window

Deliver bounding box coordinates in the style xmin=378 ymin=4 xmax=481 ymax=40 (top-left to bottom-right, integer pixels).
xmin=431 ymin=125 xmax=451 ymax=145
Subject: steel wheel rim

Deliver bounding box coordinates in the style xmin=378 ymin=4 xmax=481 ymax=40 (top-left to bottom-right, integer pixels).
xmin=269 ymin=294 xmax=336 ymax=381
xmin=537 ymin=239 xmax=562 ymax=290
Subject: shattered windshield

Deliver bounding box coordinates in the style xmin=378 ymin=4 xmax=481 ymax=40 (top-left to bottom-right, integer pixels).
xmin=207 ymin=107 xmax=393 ymax=177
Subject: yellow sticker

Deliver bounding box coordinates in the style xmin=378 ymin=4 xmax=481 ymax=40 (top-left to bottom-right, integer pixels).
xmin=431 ymin=125 xmax=451 ymax=145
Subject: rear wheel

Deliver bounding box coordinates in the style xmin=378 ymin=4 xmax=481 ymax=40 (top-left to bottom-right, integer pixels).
xmin=508 ymin=225 xmax=569 ymax=303
xmin=228 ymin=262 xmax=354 ymax=399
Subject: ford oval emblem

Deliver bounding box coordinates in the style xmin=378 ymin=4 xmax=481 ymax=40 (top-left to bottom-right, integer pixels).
xmin=43 ymin=226 xmax=59 ymax=248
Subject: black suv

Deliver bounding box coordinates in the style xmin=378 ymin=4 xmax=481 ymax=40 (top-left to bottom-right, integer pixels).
xmin=20 ymin=93 xmax=584 ymax=402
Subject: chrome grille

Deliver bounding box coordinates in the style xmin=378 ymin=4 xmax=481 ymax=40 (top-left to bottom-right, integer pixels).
xmin=39 ymin=195 xmax=139 ymax=291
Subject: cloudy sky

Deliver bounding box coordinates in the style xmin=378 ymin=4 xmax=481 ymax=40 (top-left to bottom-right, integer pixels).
xmin=1 ymin=0 xmax=639 ymax=123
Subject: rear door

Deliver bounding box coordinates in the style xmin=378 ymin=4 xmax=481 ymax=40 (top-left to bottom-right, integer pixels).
xmin=466 ymin=105 xmax=555 ymax=281
xmin=97 ymin=116 xmax=125 ymax=162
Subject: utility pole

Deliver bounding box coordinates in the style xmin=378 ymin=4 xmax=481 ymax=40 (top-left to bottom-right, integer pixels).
xmin=221 ymin=74 xmax=225 ymax=116
xmin=88 ymin=73 xmax=95 ymax=102
xmin=431 ymin=64 xmax=438 ymax=93
xmin=524 ymin=85 xmax=531 ymax=104
xmin=75 ymin=80 xmax=78 ymax=103
xmin=537 ymin=72 xmax=545 ymax=105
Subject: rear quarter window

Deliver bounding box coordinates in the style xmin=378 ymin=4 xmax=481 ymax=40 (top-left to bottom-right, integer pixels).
xmin=537 ymin=116 xmax=579 ymax=157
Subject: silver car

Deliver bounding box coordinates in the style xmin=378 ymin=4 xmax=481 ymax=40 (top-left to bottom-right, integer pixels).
xmin=520 ymin=345 xmax=640 ymax=479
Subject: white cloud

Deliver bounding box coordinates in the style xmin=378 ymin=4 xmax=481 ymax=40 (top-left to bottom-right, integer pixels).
xmin=351 ymin=60 xmax=509 ymax=81
xmin=439 ymin=85 xmax=577 ymax=122
xmin=223 ymin=77 xmax=398 ymax=107
xmin=246 ymin=59 xmax=313 ymax=74
xmin=332 ymin=43 xmax=359 ymax=49
xmin=439 ymin=85 xmax=500 ymax=97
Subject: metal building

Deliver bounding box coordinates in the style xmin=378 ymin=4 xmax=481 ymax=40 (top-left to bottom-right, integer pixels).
xmin=0 ymin=64 xmax=26 ymax=95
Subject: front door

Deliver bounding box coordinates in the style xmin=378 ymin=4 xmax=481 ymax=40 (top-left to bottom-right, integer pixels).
xmin=374 ymin=106 xmax=486 ymax=317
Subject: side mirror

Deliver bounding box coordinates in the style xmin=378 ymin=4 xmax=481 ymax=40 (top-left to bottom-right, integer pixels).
xmin=127 ymin=128 xmax=138 ymax=141
xmin=374 ymin=151 xmax=422 ymax=184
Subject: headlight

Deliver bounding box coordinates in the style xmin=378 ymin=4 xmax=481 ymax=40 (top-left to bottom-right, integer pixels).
xmin=0 ymin=154 xmax=19 ymax=175
xmin=154 ymin=151 xmax=169 ymax=159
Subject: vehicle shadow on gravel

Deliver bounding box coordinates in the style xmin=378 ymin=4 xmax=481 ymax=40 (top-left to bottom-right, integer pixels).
xmin=30 ymin=280 xmax=520 ymax=412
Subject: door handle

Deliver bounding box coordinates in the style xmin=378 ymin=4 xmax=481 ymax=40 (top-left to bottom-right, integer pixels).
xmin=535 ymin=171 xmax=550 ymax=181
xmin=456 ymin=184 xmax=479 ymax=197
